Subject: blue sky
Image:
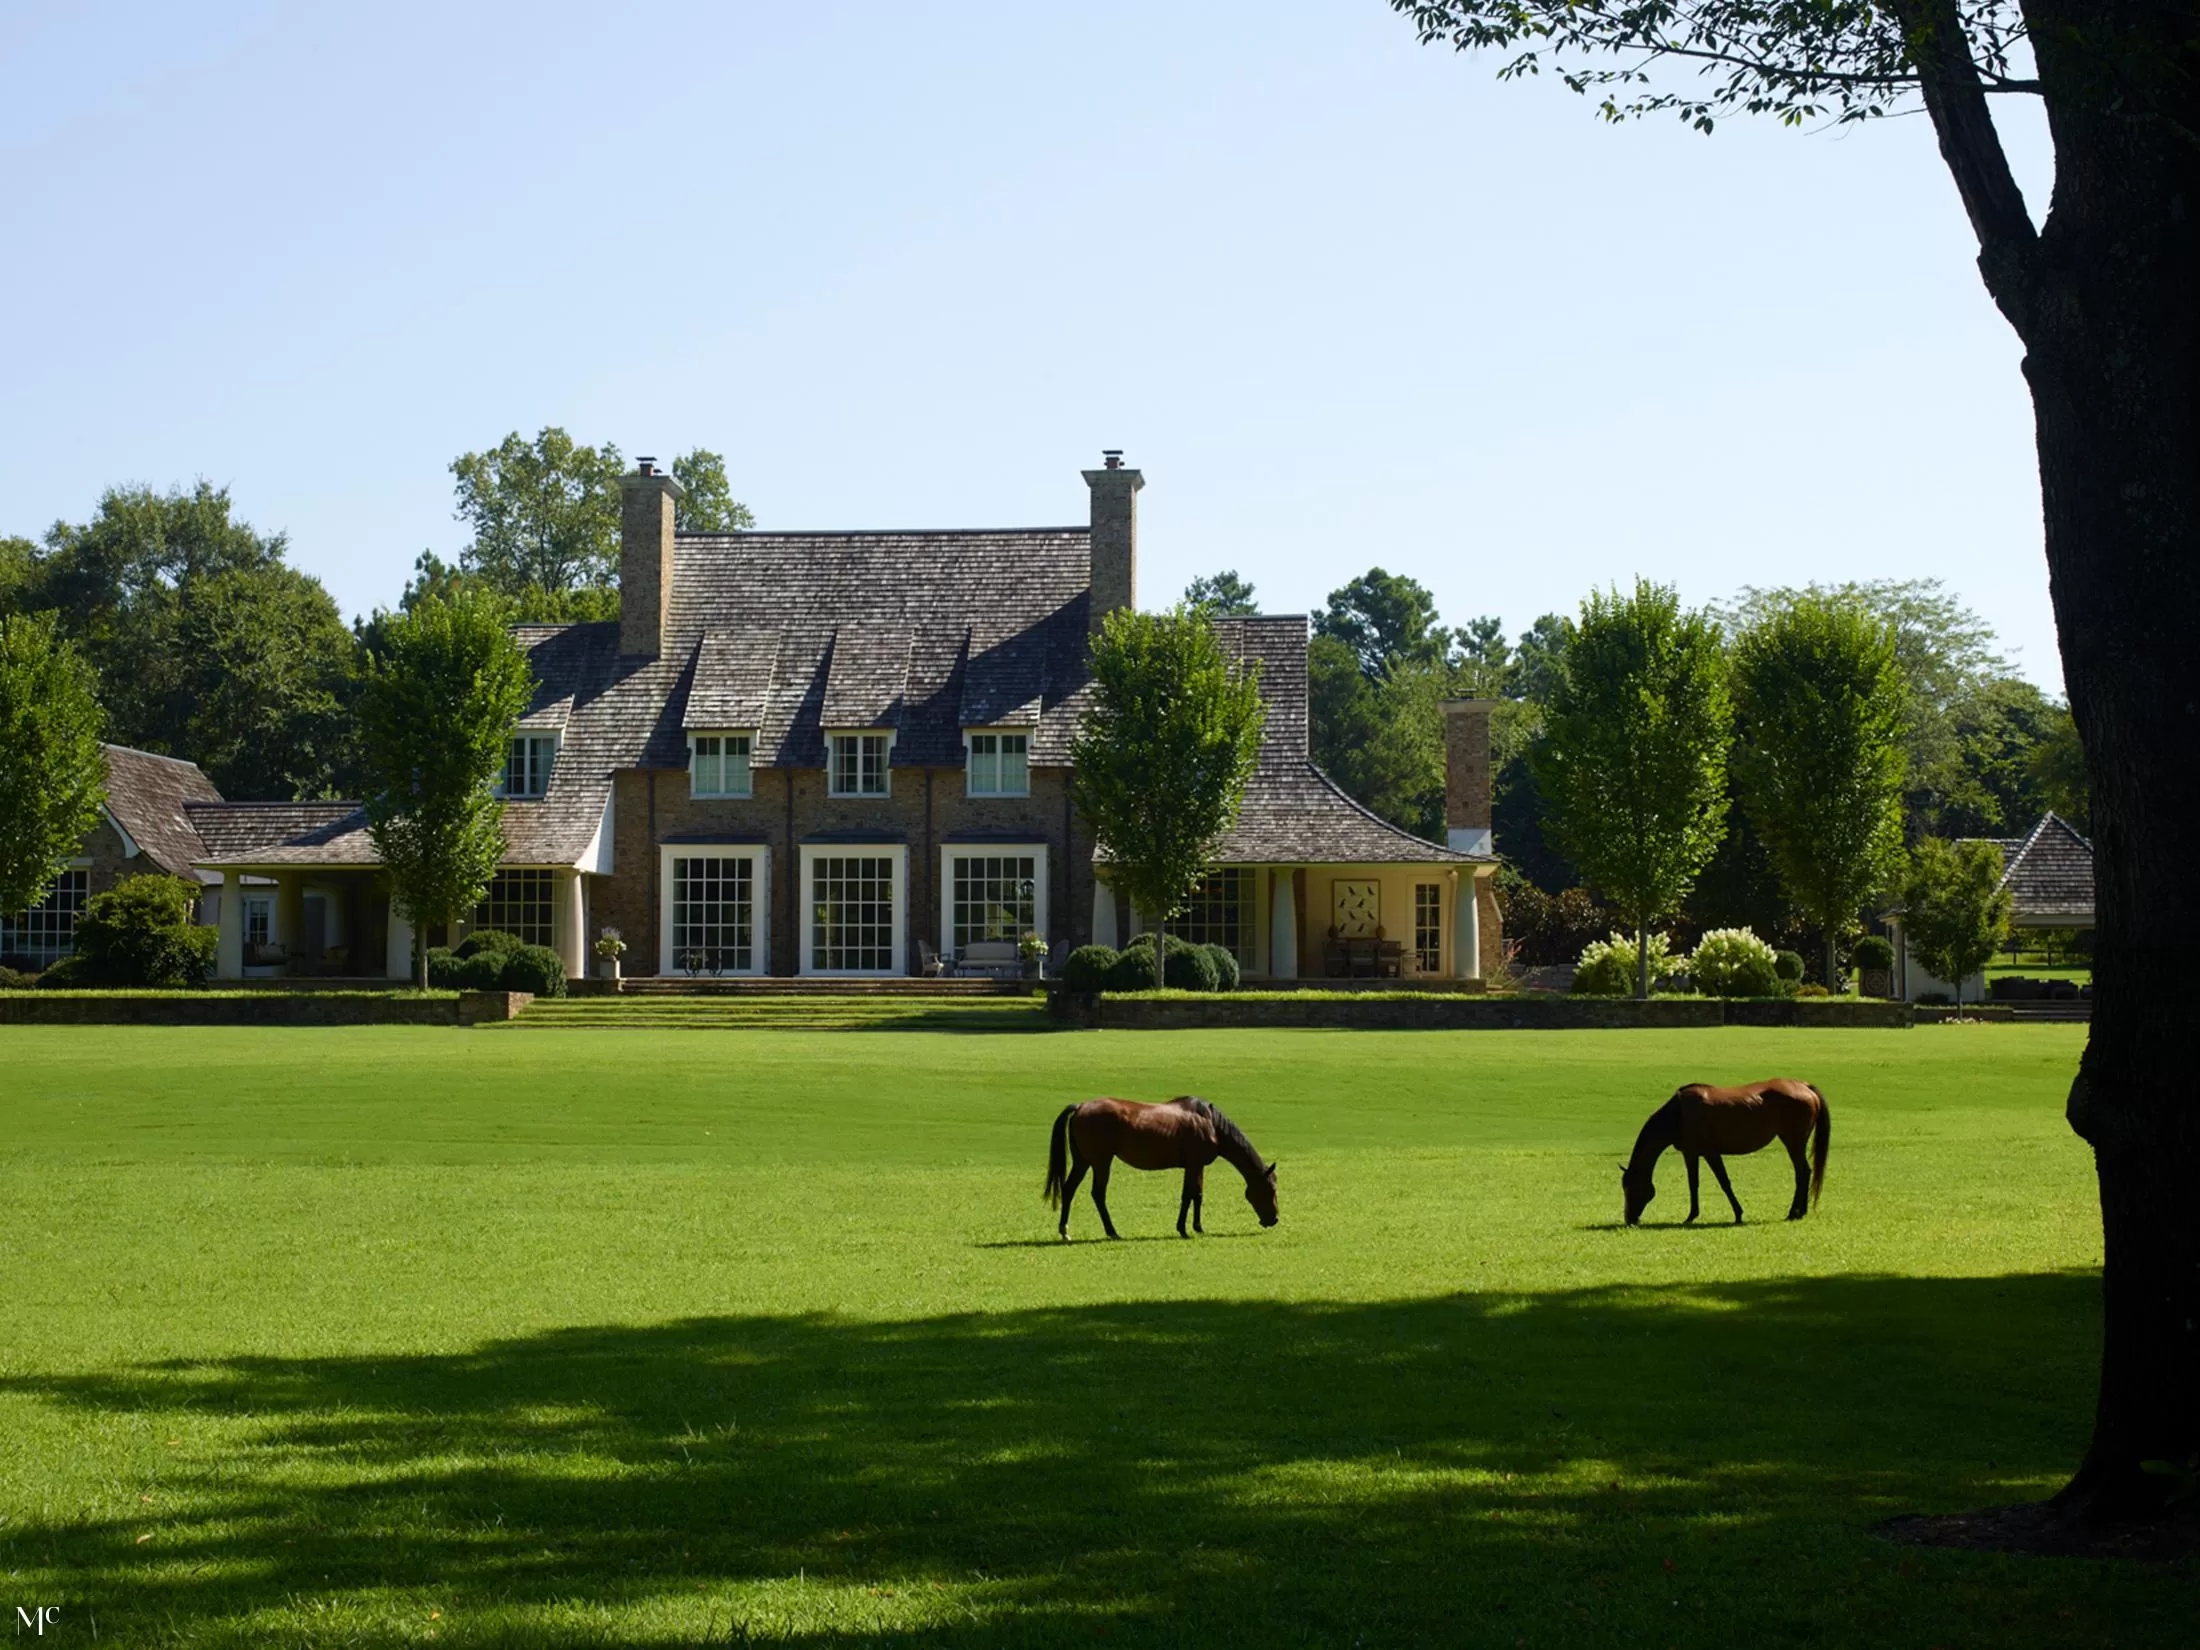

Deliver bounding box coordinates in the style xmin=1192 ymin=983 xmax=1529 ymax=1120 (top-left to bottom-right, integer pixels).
xmin=0 ymin=2 xmax=2060 ymax=687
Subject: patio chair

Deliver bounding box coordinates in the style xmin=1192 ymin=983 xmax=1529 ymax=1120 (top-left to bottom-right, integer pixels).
xmin=915 ymin=940 xmax=947 ymax=978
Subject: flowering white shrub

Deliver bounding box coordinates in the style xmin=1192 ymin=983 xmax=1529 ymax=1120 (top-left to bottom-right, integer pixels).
xmin=1688 ymin=927 xmax=1783 ymax=998
xmin=1572 ymin=930 xmax=1681 ymax=996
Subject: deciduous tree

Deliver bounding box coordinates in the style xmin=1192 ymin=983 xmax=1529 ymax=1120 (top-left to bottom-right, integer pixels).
xmin=1393 ymin=0 xmax=2200 ymax=1523
xmin=1533 ymin=580 xmax=1731 ymax=997
xmin=1071 ymin=608 xmax=1266 ymax=939
xmin=1902 ymin=836 xmax=2013 ymax=1011
xmin=0 ymin=612 xmax=106 ymax=921
xmin=356 ymin=593 xmax=535 ymax=990
xmin=1733 ymin=595 xmax=1909 ymax=986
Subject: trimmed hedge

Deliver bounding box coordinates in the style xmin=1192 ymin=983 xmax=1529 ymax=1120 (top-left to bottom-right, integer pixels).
xmin=1203 ymin=943 xmax=1241 ymax=992
xmin=1063 ymin=945 xmax=1118 ymax=994
xmin=1163 ymin=943 xmax=1220 ymax=993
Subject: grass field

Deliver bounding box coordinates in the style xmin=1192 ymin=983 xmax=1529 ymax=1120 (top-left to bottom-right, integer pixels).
xmin=1 ymin=1022 xmax=2190 ymax=1648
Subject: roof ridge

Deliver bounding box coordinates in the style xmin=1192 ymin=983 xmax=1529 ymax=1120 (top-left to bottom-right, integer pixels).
xmin=676 ymin=526 xmax=1089 ymax=542
xmin=185 ymin=798 xmax=362 ymax=811
xmin=103 ymin=742 xmax=206 ymax=769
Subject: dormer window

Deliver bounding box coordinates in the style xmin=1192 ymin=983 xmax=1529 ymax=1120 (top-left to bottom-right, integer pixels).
xmin=829 ymin=732 xmax=891 ymax=798
xmin=691 ymin=732 xmax=754 ymax=798
xmin=966 ymin=731 xmax=1029 ymax=797
xmin=499 ymin=733 xmax=558 ymax=799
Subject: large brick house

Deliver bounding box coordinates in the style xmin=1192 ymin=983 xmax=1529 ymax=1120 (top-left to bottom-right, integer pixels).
xmin=94 ymin=454 xmax=1499 ymax=983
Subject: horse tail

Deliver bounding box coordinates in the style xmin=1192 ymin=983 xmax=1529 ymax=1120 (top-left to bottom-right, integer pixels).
xmin=1809 ymin=1086 xmax=1830 ymax=1208
xmin=1043 ymin=1104 xmax=1077 ymax=1207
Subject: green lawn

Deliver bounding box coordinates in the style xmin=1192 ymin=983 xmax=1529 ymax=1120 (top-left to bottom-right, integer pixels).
xmin=0 ymin=1023 xmax=2187 ymax=1648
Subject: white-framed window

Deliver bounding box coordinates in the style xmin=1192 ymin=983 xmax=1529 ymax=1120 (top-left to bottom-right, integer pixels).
xmin=475 ymin=870 xmax=555 ymax=947
xmin=243 ymin=895 xmax=274 ymax=951
xmin=2 ymin=867 xmax=90 ymax=970
xmin=800 ymin=844 xmax=906 ymax=975
xmin=499 ymin=733 xmax=559 ymax=799
xmin=940 ymin=844 xmax=1050 ymax=960
xmin=828 ymin=732 xmax=892 ymax=798
xmin=658 ymin=845 xmax=769 ymax=976
xmin=690 ymin=732 xmax=754 ymax=798
xmin=1415 ymin=883 xmax=1444 ymax=975
xmin=1177 ymin=869 xmax=1257 ymax=966
xmin=965 ymin=731 xmax=1030 ymax=797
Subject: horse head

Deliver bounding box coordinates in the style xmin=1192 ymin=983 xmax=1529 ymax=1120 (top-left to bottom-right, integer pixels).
xmin=1246 ymin=1160 xmax=1279 ymax=1228
xmin=1620 ymin=1159 xmax=1655 ymax=1226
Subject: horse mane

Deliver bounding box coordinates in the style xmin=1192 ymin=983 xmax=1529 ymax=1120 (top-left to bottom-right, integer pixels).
xmin=1627 ymin=1096 xmax=1682 ymax=1172
xmin=1206 ymin=1101 xmax=1261 ymax=1167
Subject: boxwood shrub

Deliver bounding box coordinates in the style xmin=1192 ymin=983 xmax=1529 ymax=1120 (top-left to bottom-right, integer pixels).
xmin=1062 ymin=945 xmax=1118 ymax=994
xmin=1203 ymin=943 xmax=1241 ymax=992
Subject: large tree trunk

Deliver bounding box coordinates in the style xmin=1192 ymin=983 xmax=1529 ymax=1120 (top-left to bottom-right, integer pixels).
xmin=1981 ymin=5 xmax=2200 ymax=1517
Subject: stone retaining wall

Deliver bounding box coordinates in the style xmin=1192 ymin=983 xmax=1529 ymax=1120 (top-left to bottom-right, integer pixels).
xmin=1050 ymin=993 xmax=1917 ymax=1031
xmin=0 ymin=994 xmax=462 ymax=1026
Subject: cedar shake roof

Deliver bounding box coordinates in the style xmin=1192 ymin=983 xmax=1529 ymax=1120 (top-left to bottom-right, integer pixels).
xmin=1202 ymin=617 xmax=1483 ymax=867
xmin=1989 ymin=812 xmax=2095 ymax=921
xmin=188 ymin=802 xmax=372 ymax=866
xmin=182 ymin=530 xmax=1487 ymax=874
xmin=101 ymin=745 xmax=222 ymax=882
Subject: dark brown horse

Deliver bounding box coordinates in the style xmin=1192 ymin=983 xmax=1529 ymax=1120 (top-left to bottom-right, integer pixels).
xmin=1622 ymin=1079 xmax=1829 ymax=1225
xmin=1044 ymin=1096 xmax=1278 ymax=1240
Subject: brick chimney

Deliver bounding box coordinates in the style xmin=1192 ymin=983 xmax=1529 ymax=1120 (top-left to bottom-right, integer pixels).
xmin=1082 ymin=450 xmax=1142 ymax=633
xmin=619 ymin=457 xmax=686 ymax=658
xmin=1441 ymin=699 xmax=1497 ymax=855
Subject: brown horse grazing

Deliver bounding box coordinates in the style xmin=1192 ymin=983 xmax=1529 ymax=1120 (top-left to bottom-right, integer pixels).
xmin=1043 ymin=1096 xmax=1278 ymax=1240
xmin=1622 ymin=1079 xmax=1829 ymax=1226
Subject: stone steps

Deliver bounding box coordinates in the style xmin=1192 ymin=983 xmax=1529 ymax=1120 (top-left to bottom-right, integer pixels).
xmin=494 ymin=994 xmax=1053 ymax=1032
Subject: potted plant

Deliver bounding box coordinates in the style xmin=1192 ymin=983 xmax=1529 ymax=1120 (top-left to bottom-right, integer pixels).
xmin=593 ymin=926 xmax=626 ymax=981
xmin=1018 ymin=930 xmax=1051 ymax=980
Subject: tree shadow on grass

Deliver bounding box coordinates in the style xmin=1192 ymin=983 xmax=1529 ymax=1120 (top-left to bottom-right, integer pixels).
xmin=4 ymin=1274 xmax=2186 ymax=1648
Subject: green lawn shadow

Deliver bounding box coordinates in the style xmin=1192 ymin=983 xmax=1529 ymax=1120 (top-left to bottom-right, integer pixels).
xmin=8 ymin=1273 xmax=2170 ymax=1648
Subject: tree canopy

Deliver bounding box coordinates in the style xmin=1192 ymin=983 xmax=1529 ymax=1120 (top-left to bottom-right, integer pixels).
xmin=1182 ymin=571 xmax=1261 ymax=616
xmin=449 ymin=429 xmax=750 ymax=599
xmin=1902 ymin=836 xmax=2013 ymax=1009
xmin=0 ymin=612 xmax=107 ymax=920
xmin=357 ymin=592 xmax=536 ymax=989
xmin=1070 ymin=607 xmax=1266 ymax=931
xmin=1533 ymin=580 xmax=1732 ymax=994
xmin=1732 ymin=594 xmax=1909 ymax=985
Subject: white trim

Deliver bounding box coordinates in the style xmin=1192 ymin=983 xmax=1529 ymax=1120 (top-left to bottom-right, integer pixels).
xmin=962 ymin=728 xmax=1032 ymax=798
xmin=688 ymin=730 xmax=756 ymax=799
xmin=495 ymin=731 xmax=561 ymax=800
xmin=657 ymin=844 xmax=771 ymax=976
xmin=938 ymin=842 xmax=1050 ymax=965
xmin=579 ymin=790 xmax=617 ymax=876
xmin=799 ymin=842 xmax=907 ymax=976
xmin=99 ymin=805 xmax=142 ymax=859
xmin=825 ymin=729 xmax=895 ymax=799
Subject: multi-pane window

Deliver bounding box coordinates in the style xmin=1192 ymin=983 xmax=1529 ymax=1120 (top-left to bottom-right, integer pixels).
xmin=500 ymin=733 xmax=558 ymax=799
xmin=671 ymin=856 xmax=755 ymax=973
xmin=812 ymin=855 xmax=895 ymax=970
xmin=243 ymin=896 xmax=274 ymax=952
xmin=966 ymin=732 xmax=1029 ymax=796
xmin=829 ymin=733 xmax=891 ymax=797
xmin=475 ymin=869 xmax=554 ymax=946
xmin=691 ymin=733 xmax=753 ymax=798
xmin=2 ymin=869 xmax=89 ymax=969
xmin=951 ymin=854 xmax=1037 ymax=952
xmin=1176 ymin=869 xmax=1256 ymax=964
xmin=1415 ymin=883 xmax=1444 ymax=975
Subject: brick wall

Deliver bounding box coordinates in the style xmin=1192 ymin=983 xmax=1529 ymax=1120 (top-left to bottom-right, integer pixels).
xmin=602 ymin=761 xmax=1090 ymax=976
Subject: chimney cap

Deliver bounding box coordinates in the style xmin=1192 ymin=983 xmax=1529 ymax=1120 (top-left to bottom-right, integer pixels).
xmin=636 ymin=456 xmax=658 ymax=475
xmin=1101 ymin=449 xmax=1124 ymax=469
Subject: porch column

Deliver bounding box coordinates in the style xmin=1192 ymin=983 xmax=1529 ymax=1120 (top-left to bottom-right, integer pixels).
xmin=1455 ymin=872 xmax=1482 ymax=982
xmin=216 ymin=872 xmax=245 ymax=980
xmin=273 ymin=873 xmax=305 ymax=973
xmin=1091 ymin=875 xmax=1118 ymax=950
xmin=385 ymin=901 xmax=415 ymax=982
xmin=554 ymin=868 xmax=585 ymax=980
xmin=1269 ymin=870 xmax=1298 ymax=980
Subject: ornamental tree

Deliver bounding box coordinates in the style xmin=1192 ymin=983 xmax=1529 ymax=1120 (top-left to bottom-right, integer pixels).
xmin=0 ymin=611 xmax=106 ymax=921
xmin=1902 ymin=836 xmax=2013 ymax=1010
xmin=1391 ymin=0 xmax=2200 ymax=1526
xmin=1733 ymin=594 xmax=1909 ymax=987
xmin=356 ymin=593 xmax=535 ymax=990
xmin=1532 ymin=580 xmax=1732 ymax=998
xmin=1071 ymin=607 xmax=1266 ymax=943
